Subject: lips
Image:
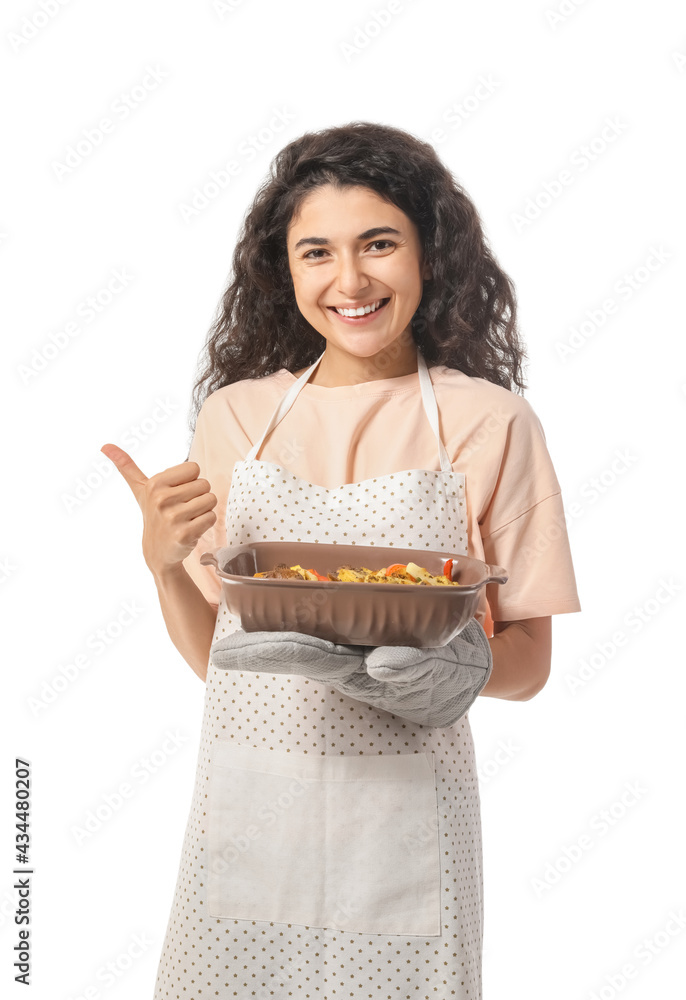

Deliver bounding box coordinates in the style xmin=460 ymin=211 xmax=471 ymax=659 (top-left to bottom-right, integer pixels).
xmin=328 ymin=297 xmax=390 ymax=322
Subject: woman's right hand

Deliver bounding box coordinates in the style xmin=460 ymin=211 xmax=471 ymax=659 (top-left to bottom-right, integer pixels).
xmin=100 ymin=443 xmax=218 ymax=578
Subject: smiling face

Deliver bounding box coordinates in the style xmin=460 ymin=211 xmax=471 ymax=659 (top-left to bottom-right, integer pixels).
xmin=286 ymin=184 xmax=432 ymax=380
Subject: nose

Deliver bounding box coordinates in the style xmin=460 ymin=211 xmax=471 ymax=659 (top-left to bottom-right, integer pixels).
xmin=334 ymin=251 xmax=372 ymax=297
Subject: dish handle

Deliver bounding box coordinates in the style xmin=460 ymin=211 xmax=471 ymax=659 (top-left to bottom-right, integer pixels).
xmin=200 ymin=551 xmax=218 ymax=569
xmin=483 ymin=565 xmax=508 ymax=586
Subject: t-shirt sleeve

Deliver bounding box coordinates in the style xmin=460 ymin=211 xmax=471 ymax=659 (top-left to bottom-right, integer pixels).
xmin=478 ymin=396 xmax=581 ymax=621
xmin=181 ymin=393 xmax=237 ymax=610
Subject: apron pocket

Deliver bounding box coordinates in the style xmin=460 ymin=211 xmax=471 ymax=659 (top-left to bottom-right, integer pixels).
xmin=208 ymin=742 xmax=441 ymax=936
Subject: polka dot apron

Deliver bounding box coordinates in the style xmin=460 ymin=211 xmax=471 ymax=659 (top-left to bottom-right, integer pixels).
xmin=154 ymin=349 xmax=485 ymax=999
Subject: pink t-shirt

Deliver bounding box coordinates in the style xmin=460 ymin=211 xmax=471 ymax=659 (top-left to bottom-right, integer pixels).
xmin=182 ymin=364 xmax=581 ymax=632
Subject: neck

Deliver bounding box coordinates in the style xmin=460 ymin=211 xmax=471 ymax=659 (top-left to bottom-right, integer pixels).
xmin=307 ymin=341 xmax=419 ymax=388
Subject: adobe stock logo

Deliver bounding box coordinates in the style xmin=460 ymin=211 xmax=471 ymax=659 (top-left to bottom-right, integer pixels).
xmin=62 ymin=397 xmax=179 ymax=513
xmin=564 ymin=578 xmax=682 ymax=694
xmin=588 ymin=910 xmax=686 ymax=1000
xmin=17 ymin=268 xmax=134 ymax=385
xmin=51 ymin=66 xmax=168 ymax=180
xmin=544 ymin=0 xmax=593 ymax=30
xmin=530 ymin=781 xmax=647 ymax=898
xmin=427 ymin=75 xmax=500 ymax=146
xmin=7 ymin=0 xmax=72 ymax=52
xmin=555 ymin=246 xmax=671 ymax=361
xmin=510 ymin=116 xmax=628 ymax=233
xmin=177 ymin=108 xmax=296 ymax=222
xmin=70 ymin=730 xmax=191 ymax=847
xmin=213 ymin=0 xmax=246 ymax=14
xmin=339 ymin=0 xmax=417 ymax=62
xmin=27 ymin=601 xmax=145 ymax=716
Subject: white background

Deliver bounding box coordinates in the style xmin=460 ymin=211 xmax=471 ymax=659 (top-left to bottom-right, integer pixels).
xmin=2 ymin=1 xmax=685 ymax=997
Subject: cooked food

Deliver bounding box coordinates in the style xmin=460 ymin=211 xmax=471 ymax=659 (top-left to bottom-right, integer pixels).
xmin=253 ymin=559 xmax=460 ymax=586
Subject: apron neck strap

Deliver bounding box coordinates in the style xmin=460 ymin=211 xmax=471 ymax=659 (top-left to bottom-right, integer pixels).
xmin=416 ymin=349 xmax=452 ymax=473
xmin=246 ymin=351 xmax=326 ymax=462
xmin=247 ymin=348 xmax=452 ymax=473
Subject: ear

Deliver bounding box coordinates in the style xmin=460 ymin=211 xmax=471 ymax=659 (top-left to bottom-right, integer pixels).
xmin=422 ymin=260 xmax=433 ymax=281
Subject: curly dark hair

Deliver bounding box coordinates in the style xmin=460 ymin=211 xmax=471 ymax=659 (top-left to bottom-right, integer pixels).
xmin=190 ymin=120 xmax=527 ymax=431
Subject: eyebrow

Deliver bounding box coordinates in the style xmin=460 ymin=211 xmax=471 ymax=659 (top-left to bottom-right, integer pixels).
xmin=292 ymin=226 xmax=402 ymax=252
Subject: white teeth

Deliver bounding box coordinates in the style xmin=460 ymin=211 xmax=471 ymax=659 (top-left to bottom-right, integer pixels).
xmin=335 ymin=298 xmax=385 ymax=317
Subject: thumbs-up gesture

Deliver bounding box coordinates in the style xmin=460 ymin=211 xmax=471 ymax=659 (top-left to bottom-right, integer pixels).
xmin=100 ymin=444 xmax=218 ymax=577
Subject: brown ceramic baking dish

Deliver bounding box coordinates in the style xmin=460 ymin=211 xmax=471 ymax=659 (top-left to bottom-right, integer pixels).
xmin=200 ymin=541 xmax=507 ymax=648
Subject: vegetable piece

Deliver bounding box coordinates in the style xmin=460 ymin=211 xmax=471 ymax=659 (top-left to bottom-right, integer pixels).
xmin=406 ymin=561 xmax=434 ymax=583
xmin=288 ymin=564 xmax=318 ymax=581
xmin=385 ymin=563 xmax=417 ymax=582
xmin=443 ymin=558 xmax=453 ymax=581
xmin=336 ymin=567 xmax=367 ymax=582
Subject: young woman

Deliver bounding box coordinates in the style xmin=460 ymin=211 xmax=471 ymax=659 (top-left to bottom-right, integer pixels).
xmin=103 ymin=121 xmax=580 ymax=998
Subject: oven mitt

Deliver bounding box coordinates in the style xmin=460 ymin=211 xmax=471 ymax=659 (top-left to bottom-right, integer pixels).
xmin=361 ymin=618 xmax=493 ymax=728
xmin=210 ymin=630 xmax=367 ymax=683
xmin=209 ymin=618 xmax=492 ymax=729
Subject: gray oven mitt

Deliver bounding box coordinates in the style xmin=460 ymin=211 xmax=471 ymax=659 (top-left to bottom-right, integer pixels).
xmin=209 ymin=619 xmax=492 ymax=729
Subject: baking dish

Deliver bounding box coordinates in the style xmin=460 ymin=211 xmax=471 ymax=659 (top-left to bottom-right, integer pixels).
xmin=200 ymin=541 xmax=508 ymax=648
